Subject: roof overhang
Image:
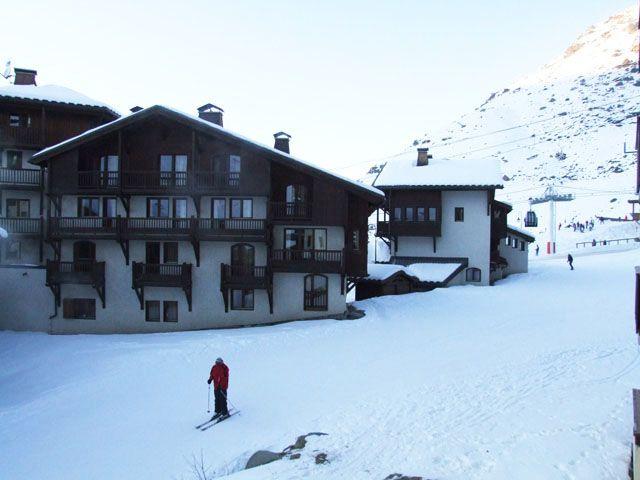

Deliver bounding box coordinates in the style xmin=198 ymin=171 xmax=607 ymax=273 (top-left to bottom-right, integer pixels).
xmin=376 ymin=184 xmax=503 ymax=191
xmin=506 ymin=226 xmax=535 ymax=243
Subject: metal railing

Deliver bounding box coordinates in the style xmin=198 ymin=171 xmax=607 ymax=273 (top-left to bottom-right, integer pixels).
xmin=75 ymin=170 xmax=241 ymax=191
xmin=197 ymin=218 xmax=266 ymax=235
xmin=576 ymin=237 xmax=640 ymax=248
xmin=0 ymin=167 xmax=42 ymax=186
xmin=46 ymin=260 xmax=105 ymax=285
xmin=132 ymin=262 xmax=192 ymax=287
xmin=270 ymin=201 xmax=312 ymax=219
xmin=221 ymin=264 xmax=268 ymax=287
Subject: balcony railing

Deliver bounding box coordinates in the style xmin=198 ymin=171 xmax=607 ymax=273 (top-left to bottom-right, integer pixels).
xmin=0 ymin=217 xmax=42 ymax=235
xmin=46 ymin=260 xmax=105 ymax=286
xmin=0 ymin=168 xmax=42 ymax=187
xmin=132 ymin=262 xmax=192 ymax=288
xmin=221 ymin=264 xmax=269 ymax=289
xmin=48 ymin=216 xmax=266 ymax=239
xmin=75 ymin=170 xmax=241 ymax=192
xmin=270 ymin=202 xmax=312 ymax=220
xmin=271 ymin=249 xmax=343 ymax=273
xmin=0 ymin=126 xmax=43 ymax=147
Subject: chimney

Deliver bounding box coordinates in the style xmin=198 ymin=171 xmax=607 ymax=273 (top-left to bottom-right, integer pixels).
xmin=130 ymin=106 xmax=143 ymax=113
xmin=417 ymin=147 xmax=432 ymax=166
xmin=13 ymin=68 xmax=37 ymax=86
xmin=273 ymin=131 xmax=291 ymax=153
xmin=197 ymin=103 xmax=224 ymax=127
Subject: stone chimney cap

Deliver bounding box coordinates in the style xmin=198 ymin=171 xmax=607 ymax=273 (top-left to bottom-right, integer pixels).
xmin=197 ymin=103 xmax=224 ymax=113
xmin=273 ymin=131 xmax=291 ymax=139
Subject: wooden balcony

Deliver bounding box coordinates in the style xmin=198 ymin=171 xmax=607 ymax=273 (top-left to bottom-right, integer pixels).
xmin=0 ymin=168 xmax=42 ymax=189
xmin=220 ymin=264 xmax=270 ymax=289
xmin=46 ymin=260 xmax=105 ymax=286
xmin=0 ymin=125 xmax=43 ymax=148
xmin=376 ymin=220 xmax=441 ymax=237
xmin=76 ymin=170 xmax=240 ymax=193
xmin=0 ymin=217 xmax=43 ymax=237
xmin=271 ymin=249 xmax=344 ymax=273
xmin=47 ymin=216 xmax=266 ymax=241
xmin=270 ymin=202 xmax=312 ymax=222
xmin=131 ymin=262 xmax=193 ymax=310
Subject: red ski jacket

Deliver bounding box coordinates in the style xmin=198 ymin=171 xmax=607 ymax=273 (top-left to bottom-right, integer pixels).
xmin=209 ymin=363 xmax=229 ymax=390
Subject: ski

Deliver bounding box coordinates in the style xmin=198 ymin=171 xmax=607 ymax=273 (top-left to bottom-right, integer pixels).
xmin=199 ymin=410 xmax=240 ymax=431
xmin=195 ymin=414 xmax=222 ymax=429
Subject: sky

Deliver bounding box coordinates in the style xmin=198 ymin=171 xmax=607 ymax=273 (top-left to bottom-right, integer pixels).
xmin=1 ymin=0 xmax=633 ymax=177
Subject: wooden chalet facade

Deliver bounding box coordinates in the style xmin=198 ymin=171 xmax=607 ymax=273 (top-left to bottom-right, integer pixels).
xmin=3 ymin=104 xmax=382 ymax=333
xmin=0 ymin=69 xmax=118 ymax=268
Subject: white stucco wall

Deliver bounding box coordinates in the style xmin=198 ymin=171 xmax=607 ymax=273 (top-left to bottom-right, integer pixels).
xmin=393 ymin=190 xmax=491 ymax=286
xmin=0 ymin=237 xmax=348 ymax=333
xmin=499 ymin=234 xmax=530 ymax=275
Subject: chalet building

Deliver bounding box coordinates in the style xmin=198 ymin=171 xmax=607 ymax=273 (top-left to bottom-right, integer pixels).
xmin=0 ymin=68 xmax=118 ymax=267
xmin=0 ymin=103 xmax=383 ymax=333
xmin=368 ymin=147 xmax=530 ymax=291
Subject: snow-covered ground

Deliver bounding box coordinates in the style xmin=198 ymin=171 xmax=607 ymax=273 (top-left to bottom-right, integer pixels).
xmin=1 ymin=247 xmax=639 ymax=479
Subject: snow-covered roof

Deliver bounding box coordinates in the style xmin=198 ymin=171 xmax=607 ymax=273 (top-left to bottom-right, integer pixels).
xmin=367 ymin=262 xmax=464 ymax=284
xmin=31 ymin=104 xmax=383 ymax=200
xmin=374 ymin=149 xmax=503 ymax=189
xmin=0 ymin=84 xmax=118 ymax=116
xmin=507 ymin=224 xmax=535 ymax=242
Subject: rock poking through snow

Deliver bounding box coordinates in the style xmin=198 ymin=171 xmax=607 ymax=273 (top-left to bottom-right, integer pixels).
xmin=245 ymin=450 xmax=283 ymax=470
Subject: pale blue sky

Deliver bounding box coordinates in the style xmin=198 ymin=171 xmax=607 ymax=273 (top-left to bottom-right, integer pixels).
xmin=2 ymin=1 xmax=633 ymax=174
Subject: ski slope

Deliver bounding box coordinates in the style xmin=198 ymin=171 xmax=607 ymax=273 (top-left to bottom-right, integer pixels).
xmin=1 ymin=247 xmax=639 ymax=479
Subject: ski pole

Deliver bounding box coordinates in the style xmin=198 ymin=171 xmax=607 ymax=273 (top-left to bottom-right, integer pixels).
xmin=207 ymin=384 xmax=211 ymax=413
xmin=221 ymin=390 xmax=237 ymax=412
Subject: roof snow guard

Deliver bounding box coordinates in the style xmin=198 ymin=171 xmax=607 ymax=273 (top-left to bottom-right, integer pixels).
xmin=30 ymin=104 xmax=384 ymax=202
xmin=0 ymin=84 xmax=118 ymax=117
xmin=374 ymin=149 xmax=503 ymax=190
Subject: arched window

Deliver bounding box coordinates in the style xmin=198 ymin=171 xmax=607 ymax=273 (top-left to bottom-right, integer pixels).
xmin=466 ymin=268 xmax=481 ymax=283
xmin=73 ymin=241 xmax=96 ymax=263
xmin=231 ymin=244 xmax=254 ymax=274
xmin=304 ymin=274 xmax=328 ymax=311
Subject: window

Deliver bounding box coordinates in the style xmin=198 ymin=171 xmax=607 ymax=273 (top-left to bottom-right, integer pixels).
xmin=160 ymin=154 xmax=188 ymax=187
xmin=454 ymin=207 xmax=464 ymax=222
xmin=73 ymin=241 xmax=96 ymax=262
xmin=99 ymin=155 xmax=119 ymax=187
xmin=164 ymin=242 xmax=178 ymax=264
xmin=173 ymin=198 xmax=188 ymax=218
xmin=505 ymin=236 xmax=511 ymax=246
xmin=229 ymin=155 xmax=241 ymax=186
xmin=146 ymin=242 xmax=161 ymax=264
xmin=63 ymin=298 xmax=96 ymax=320
xmin=6 ymin=150 xmax=22 ymax=169
xmin=417 ymin=207 xmax=425 ymax=222
xmin=428 ymin=207 xmax=437 ymax=221
xmin=230 ymin=198 xmax=252 ymax=218
xmin=9 ymin=114 xmax=20 ymax=127
xmin=466 ymin=268 xmax=481 ymax=283
xmin=284 ymin=228 xmax=327 ymax=250
xmin=163 ymin=301 xmax=178 ymax=322
xmin=513 ymin=238 xmax=519 ymax=249
xmin=231 ymin=244 xmax=255 ymax=269
xmin=352 ymin=230 xmax=360 ymax=251
xmin=231 ymin=289 xmax=254 ymax=310
xmin=103 ymin=198 xmax=117 ymax=218
xmin=394 ymin=208 xmax=402 ymax=221
xmin=520 ymin=242 xmax=525 ymax=252
xmin=405 ymin=207 xmax=414 ymax=222
xmin=147 ymin=198 xmax=170 ymax=218
xmin=212 ymin=198 xmax=226 ymax=219
xmin=304 ymin=274 xmax=328 ymax=311
xmin=6 ymin=241 xmax=21 ymax=262
xmin=285 ymin=184 xmax=308 ymax=204
xmin=78 ymin=197 xmax=100 ymax=217
xmin=145 ymin=301 xmax=160 ymax=322
xmin=6 ymin=199 xmax=29 ymax=218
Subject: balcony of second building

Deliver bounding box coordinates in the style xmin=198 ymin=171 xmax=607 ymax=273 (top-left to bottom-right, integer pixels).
xmin=0 ymin=167 xmax=42 ymax=189
xmin=47 ymin=216 xmax=267 ymax=242
xmin=76 ymin=170 xmax=241 ymax=194
xmin=271 ymin=248 xmax=344 ymax=274
xmin=220 ymin=264 xmax=270 ymax=290
xmin=45 ymin=260 xmax=106 ymax=309
xmin=269 ymin=201 xmax=313 ymax=222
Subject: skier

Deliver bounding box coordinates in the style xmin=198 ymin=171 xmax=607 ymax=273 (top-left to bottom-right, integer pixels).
xmin=207 ymin=357 xmax=230 ymax=419
xmin=567 ymin=254 xmax=574 ymax=270
xmin=535 ymin=244 xmax=539 ymax=256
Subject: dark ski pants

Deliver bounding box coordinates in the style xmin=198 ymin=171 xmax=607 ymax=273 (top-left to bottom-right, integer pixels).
xmin=214 ymin=388 xmax=229 ymax=415
xmin=569 ymin=262 xmax=574 ymax=270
